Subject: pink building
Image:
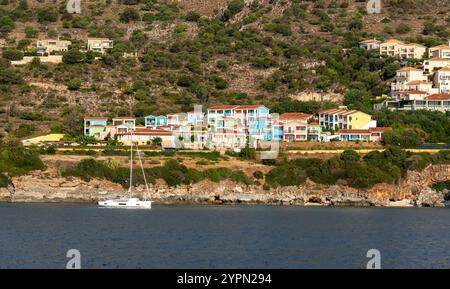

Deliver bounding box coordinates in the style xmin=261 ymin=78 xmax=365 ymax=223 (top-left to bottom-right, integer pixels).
xmin=283 ymin=122 xmax=308 ymax=142
xmin=278 ymin=113 xmax=313 ymax=142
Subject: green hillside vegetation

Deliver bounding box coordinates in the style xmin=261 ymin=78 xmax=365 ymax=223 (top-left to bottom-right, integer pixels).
xmin=0 ymin=0 xmax=449 ymax=139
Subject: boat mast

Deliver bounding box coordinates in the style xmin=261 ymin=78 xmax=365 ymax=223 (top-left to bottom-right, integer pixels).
xmin=129 ymin=128 xmax=133 ymax=194
xmin=136 ymin=144 xmax=150 ymax=201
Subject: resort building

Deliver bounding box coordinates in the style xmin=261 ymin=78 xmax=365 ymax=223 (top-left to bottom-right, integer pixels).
xmin=433 ymin=67 xmax=450 ymax=93
xmin=390 ymin=67 xmax=428 ymax=96
xmin=117 ymin=129 xmax=175 ymax=147
xmin=36 ymin=39 xmax=71 ymax=55
xmin=145 ymin=115 xmax=168 ymax=128
xmin=429 ymin=43 xmax=450 ymax=59
xmin=319 ymin=109 xmax=376 ymax=131
xmin=379 ymin=39 xmax=426 ymax=59
xmin=187 ymin=111 xmax=205 ymax=126
xmin=87 ymin=38 xmax=114 ymax=54
xmin=112 ymin=117 xmax=136 ymax=129
xmin=338 ymin=127 xmax=391 ymax=142
xmin=423 ymin=58 xmax=450 ymax=74
xmin=359 ymin=38 xmax=382 ymax=50
xmin=375 ymin=93 xmax=450 ymax=112
xmin=83 ymin=117 xmax=108 ymax=138
xmin=276 ymin=113 xmax=314 ymax=142
xmin=307 ymin=122 xmax=323 ymax=142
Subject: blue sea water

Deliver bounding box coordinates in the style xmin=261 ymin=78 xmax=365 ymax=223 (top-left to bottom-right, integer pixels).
xmin=0 ymin=203 xmax=449 ymax=269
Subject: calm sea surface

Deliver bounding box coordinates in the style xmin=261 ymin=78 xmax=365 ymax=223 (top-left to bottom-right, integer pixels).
xmin=1 ymin=203 xmax=450 ymax=269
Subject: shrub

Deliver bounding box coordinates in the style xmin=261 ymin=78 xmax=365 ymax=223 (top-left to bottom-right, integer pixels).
xmin=253 ymin=171 xmax=264 ymax=179
xmin=383 ymin=129 xmax=422 ymax=148
xmin=63 ymin=49 xmax=85 ymax=64
xmin=37 ymin=8 xmax=58 ymax=23
xmin=120 ymin=8 xmax=140 ymax=23
xmin=239 ymin=146 xmax=256 ymax=160
xmin=67 ymin=78 xmax=82 ymax=90
xmin=3 ymin=49 xmax=24 ymax=61
xmin=265 ymin=164 xmax=306 ymax=187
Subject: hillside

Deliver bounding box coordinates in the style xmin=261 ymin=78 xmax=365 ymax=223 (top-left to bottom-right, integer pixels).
xmin=0 ymin=0 xmax=449 ymax=138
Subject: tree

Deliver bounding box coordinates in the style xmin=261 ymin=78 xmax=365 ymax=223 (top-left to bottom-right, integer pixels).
xmin=0 ymin=16 xmax=15 ymax=34
xmin=152 ymin=137 xmax=162 ymax=146
xmin=383 ymin=129 xmax=422 ymax=148
xmin=120 ymin=8 xmax=140 ymax=23
xmin=37 ymin=8 xmax=58 ymax=23
xmin=62 ymin=49 xmax=85 ymax=64
xmin=67 ymin=78 xmax=82 ymax=91
xmin=61 ymin=106 xmax=85 ymax=136
xmin=0 ymin=68 xmax=23 ymax=84
xmin=2 ymin=49 xmax=23 ymax=61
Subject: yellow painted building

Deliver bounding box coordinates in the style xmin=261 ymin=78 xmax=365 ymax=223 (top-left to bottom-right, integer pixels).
xmin=319 ymin=109 xmax=376 ymax=130
xmin=342 ymin=110 xmax=375 ymax=130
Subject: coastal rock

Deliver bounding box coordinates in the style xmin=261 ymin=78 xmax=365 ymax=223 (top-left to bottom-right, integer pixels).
xmin=3 ymin=165 xmax=450 ymax=207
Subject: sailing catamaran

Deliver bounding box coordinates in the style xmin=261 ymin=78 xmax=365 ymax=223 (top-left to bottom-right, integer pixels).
xmin=98 ymin=130 xmax=152 ymax=209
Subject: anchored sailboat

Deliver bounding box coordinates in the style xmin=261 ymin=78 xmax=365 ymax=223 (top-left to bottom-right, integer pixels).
xmin=98 ymin=129 xmax=152 ymax=209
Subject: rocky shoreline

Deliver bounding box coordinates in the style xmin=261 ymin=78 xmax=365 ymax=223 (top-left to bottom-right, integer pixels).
xmin=1 ymin=165 xmax=449 ymax=207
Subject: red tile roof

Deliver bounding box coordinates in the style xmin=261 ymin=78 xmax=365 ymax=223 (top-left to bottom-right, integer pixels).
xmin=235 ymin=104 xmax=265 ymax=110
xmin=430 ymin=44 xmax=450 ymax=50
xmin=406 ymin=81 xmax=432 ymax=85
xmin=319 ymin=108 xmax=347 ymax=114
xmin=399 ymin=90 xmax=428 ymax=95
xmin=119 ymin=129 xmax=173 ymax=136
xmin=338 ymin=129 xmax=370 ymax=134
xmin=208 ymin=105 xmax=238 ymax=110
xmin=113 ymin=117 xmax=136 ymax=120
xmin=427 ymin=93 xmax=450 ymax=100
xmin=84 ymin=117 xmax=108 ymax=120
xmin=279 ymin=112 xmax=314 ymax=120
xmin=398 ymin=66 xmax=422 ymax=71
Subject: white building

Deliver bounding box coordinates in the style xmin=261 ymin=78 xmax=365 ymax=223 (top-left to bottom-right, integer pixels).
xmin=380 ymin=39 xmax=426 ymax=59
xmin=359 ymin=38 xmax=382 ymax=50
xmin=423 ymin=58 xmax=450 ymax=74
xmin=434 ymin=67 xmax=450 ymax=93
xmin=87 ymin=38 xmax=113 ymax=54
xmin=429 ymin=43 xmax=450 ymax=59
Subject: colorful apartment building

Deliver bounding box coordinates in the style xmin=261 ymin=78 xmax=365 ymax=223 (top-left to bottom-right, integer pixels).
xmin=307 ymin=122 xmax=323 ymax=142
xmin=338 ymin=127 xmax=392 ymax=142
xmin=207 ymin=104 xmax=271 ymax=141
xmin=319 ymin=109 xmax=376 ymax=131
xmin=187 ymin=111 xmax=205 ymax=126
xmin=83 ymin=117 xmax=108 ymax=138
xmin=275 ymin=113 xmax=314 ymax=142
xmin=112 ymin=117 xmax=136 ymax=129
xmin=145 ymin=115 xmax=168 ymax=128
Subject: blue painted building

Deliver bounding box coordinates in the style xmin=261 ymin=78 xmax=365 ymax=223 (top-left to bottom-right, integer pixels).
xmin=145 ymin=115 xmax=168 ymax=128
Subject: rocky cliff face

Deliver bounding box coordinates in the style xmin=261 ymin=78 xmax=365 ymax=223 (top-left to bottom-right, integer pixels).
xmin=1 ymin=165 xmax=449 ymax=207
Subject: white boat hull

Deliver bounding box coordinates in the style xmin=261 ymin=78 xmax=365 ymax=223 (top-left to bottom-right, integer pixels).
xmin=98 ymin=198 xmax=152 ymax=209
